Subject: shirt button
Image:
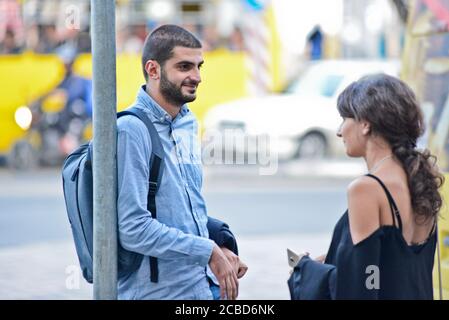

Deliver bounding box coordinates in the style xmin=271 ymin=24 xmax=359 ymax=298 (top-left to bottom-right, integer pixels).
xmin=160 ymin=116 xmax=164 ymax=122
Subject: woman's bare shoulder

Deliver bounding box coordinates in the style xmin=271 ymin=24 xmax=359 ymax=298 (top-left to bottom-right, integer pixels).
xmin=347 ymin=176 xmax=382 ymax=245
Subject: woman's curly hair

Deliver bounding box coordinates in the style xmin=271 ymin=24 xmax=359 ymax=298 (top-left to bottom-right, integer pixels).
xmin=337 ymin=74 xmax=444 ymax=223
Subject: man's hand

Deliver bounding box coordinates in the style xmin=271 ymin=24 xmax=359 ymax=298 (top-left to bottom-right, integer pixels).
xmin=315 ymin=254 xmax=326 ymax=263
xmin=220 ymin=247 xmax=248 ymax=279
xmin=209 ymin=245 xmax=239 ymax=300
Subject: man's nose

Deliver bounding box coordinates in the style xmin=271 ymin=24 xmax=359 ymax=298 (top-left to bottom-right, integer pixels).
xmin=190 ymin=68 xmax=201 ymax=83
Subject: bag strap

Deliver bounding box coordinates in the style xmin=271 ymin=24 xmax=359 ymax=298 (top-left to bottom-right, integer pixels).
xmin=117 ymin=107 xmax=164 ymax=283
xmin=117 ymin=108 xmax=165 ymax=160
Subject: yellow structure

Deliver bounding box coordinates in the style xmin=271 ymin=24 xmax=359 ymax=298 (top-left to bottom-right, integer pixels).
xmin=0 ymin=50 xmax=251 ymax=157
xmin=433 ymin=174 xmax=449 ymax=299
xmin=73 ymin=50 xmax=249 ymax=126
xmin=401 ymin=0 xmax=449 ymax=299
xmin=0 ymin=5 xmax=283 ymax=160
xmin=0 ymin=52 xmax=64 ymax=155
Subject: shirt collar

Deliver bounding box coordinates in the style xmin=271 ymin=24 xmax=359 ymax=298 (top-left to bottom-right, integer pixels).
xmin=137 ymin=85 xmax=190 ymax=122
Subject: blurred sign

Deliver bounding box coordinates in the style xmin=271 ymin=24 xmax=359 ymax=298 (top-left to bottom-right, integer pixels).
xmin=411 ymin=0 xmax=449 ymax=35
xmin=243 ymin=0 xmax=265 ymax=11
xmin=181 ymin=2 xmax=202 ymax=13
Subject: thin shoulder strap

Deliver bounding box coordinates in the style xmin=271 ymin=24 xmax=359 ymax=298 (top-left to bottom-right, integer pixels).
xmin=436 ymin=223 xmax=443 ymax=299
xmin=365 ymin=174 xmax=403 ymax=230
xmin=427 ymin=211 xmax=439 ymax=240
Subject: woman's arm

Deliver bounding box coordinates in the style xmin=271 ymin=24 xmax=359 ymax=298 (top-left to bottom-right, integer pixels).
xmin=333 ymin=176 xmax=383 ymax=299
xmin=347 ymin=177 xmax=381 ymax=245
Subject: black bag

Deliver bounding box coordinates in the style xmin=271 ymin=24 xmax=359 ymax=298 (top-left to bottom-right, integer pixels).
xmin=288 ymin=255 xmax=336 ymax=300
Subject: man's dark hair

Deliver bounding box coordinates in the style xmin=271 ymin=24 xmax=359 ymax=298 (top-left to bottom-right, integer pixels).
xmin=141 ymin=24 xmax=202 ymax=81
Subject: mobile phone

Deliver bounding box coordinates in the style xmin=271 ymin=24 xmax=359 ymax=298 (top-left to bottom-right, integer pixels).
xmin=287 ymin=248 xmax=301 ymax=268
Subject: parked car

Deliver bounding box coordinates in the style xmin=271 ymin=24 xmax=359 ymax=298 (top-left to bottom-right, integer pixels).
xmin=202 ymin=59 xmax=400 ymax=161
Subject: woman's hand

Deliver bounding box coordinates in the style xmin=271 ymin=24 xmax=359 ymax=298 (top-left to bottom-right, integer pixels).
xmin=288 ymin=252 xmax=309 ymax=275
xmin=315 ymin=254 xmax=326 ymax=263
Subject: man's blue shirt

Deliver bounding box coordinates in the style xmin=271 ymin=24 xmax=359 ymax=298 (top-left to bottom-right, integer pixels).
xmin=116 ymin=86 xmax=215 ymax=299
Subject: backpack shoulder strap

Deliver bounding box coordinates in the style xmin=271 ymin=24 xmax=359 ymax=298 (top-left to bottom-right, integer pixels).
xmin=117 ymin=108 xmax=164 ymax=159
xmin=117 ymin=107 xmax=164 ymax=283
xmin=117 ymin=108 xmax=165 ymax=195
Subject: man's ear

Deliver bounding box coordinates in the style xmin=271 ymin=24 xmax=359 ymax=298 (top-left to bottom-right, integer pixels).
xmin=145 ymin=60 xmax=160 ymax=80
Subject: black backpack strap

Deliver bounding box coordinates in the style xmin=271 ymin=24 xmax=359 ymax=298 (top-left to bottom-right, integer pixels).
xmin=365 ymin=174 xmax=403 ymax=230
xmin=147 ymin=154 xmax=161 ymax=282
xmin=118 ymin=107 xmax=164 ymax=282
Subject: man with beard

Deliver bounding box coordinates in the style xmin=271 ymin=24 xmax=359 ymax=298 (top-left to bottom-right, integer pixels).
xmin=116 ymin=24 xmax=247 ymax=300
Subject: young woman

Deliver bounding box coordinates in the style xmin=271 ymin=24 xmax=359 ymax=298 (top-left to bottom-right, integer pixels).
xmin=288 ymin=74 xmax=444 ymax=299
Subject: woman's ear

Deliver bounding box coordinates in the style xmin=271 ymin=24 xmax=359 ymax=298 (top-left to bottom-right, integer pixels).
xmin=361 ymin=121 xmax=371 ymax=136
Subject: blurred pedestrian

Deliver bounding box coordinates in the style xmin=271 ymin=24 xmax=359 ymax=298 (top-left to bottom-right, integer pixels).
xmin=228 ymin=26 xmax=245 ymax=51
xmin=289 ymin=74 xmax=444 ymax=299
xmin=0 ymin=28 xmax=22 ymax=54
xmin=35 ymin=24 xmax=60 ymax=53
xmin=54 ymin=45 xmax=92 ymax=154
xmin=306 ymin=25 xmax=323 ymax=60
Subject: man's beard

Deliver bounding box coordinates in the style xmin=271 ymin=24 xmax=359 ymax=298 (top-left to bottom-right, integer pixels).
xmin=160 ymin=69 xmax=198 ymax=107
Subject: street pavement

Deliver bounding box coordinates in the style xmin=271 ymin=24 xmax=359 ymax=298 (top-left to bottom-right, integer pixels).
xmin=0 ymin=159 xmax=364 ymax=299
xmin=0 ymin=233 xmax=331 ymax=300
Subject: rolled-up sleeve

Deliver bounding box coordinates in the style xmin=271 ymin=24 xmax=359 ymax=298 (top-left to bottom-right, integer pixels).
xmin=116 ymin=117 xmax=214 ymax=267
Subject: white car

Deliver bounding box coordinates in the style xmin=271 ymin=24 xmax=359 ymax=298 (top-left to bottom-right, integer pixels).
xmin=202 ymin=60 xmax=400 ymax=161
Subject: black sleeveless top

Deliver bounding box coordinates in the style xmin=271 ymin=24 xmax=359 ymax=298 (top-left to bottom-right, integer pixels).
xmin=324 ymin=174 xmax=437 ymax=299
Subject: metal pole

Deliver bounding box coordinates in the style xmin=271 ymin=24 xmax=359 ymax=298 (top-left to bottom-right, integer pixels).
xmin=91 ymin=0 xmax=117 ymax=300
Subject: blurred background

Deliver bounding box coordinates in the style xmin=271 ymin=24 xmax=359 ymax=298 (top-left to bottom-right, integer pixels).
xmin=0 ymin=0 xmax=448 ymax=299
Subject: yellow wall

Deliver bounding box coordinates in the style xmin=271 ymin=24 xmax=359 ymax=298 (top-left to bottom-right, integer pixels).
xmin=0 ymin=52 xmax=65 ymax=154
xmin=0 ymin=50 xmax=249 ymax=154
xmin=73 ymin=50 xmax=249 ymax=125
xmin=434 ymin=173 xmax=449 ymax=299
xmin=0 ymin=16 xmax=284 ymax=155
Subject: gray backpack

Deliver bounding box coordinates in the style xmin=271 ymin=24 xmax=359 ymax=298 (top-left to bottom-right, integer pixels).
xmin=62 ymin=107 xmax=164 ymax=283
